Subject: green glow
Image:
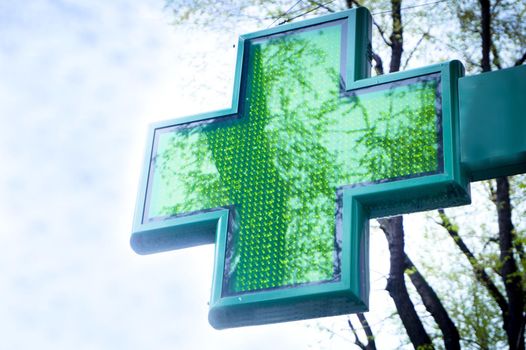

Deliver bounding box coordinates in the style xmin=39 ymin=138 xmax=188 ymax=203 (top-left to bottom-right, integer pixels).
xmin=146 ymin=22 xmax=440 ymax=295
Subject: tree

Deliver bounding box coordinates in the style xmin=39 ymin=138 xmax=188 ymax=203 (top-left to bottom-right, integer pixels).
xmin=361 ymin=0 xmax=526 ymax=348
xmin=429 ymin=0 xmax=525 ymax=348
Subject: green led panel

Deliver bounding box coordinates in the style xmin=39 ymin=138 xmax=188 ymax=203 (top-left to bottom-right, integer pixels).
xmin=145 ymin=22 xmax=440 ymax=296
xmin=131 ymin=8 xmax=470 ymax=329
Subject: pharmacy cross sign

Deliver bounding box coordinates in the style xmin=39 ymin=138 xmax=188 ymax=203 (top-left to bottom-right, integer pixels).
xmin=130 ymin=8 xmax=526 ymax=329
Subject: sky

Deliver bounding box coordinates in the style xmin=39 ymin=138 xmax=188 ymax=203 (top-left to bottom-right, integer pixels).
xmin=0 ymin=1 xmax=452 ymax=349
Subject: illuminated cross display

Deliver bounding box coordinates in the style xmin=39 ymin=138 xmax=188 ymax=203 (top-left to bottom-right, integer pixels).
xmin=130 ymin=8 xmax=526 ymax=329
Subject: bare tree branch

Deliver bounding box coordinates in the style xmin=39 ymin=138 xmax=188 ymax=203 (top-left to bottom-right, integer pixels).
xmin=491 ymin=43 xmax=502 ymax=69
xmin=307 ymin=0 xmax=335 ymax=12
xmin=495 ymin=177 xmax=525 ymax=350
xmin=371 ymin=51 xmax=385 ymax=75
xmin=357 ymin=313 xmax=377 ymax=350
xmin=348 ymin=318 xmax=367 ymax=350
xmin=515 ymin=51 xmax=526 ymax=66
xmin=437 ymin=210 xmax=509 ymax=318
xmin=374 ymin=19 xmax=393 ymax=47
xmin=431 ymin=36 xmax=480 ymax=68
xmin=348 ymin=0 xmax=392 ymax=47
xmin=278 ymin=0 xmax=337 ymax=25
xmin=403 ymin=31 xmax=429 ymax=70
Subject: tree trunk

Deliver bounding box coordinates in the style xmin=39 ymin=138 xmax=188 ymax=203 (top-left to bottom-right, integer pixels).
xmin=479 ymin=0 xmax=491 ymax=72
xmin=404 ymin=255 xmax=460 ymax=350
xmin=478 ymin=0 xmax=525 ymax=347
xmin=389 ymin=0 xmax=403 ymax=73
xmin=496 ymin=177 xmax=525 ymax=350
xmin=379 ymin=1 xmax=450 ymax=348
xmin=379 ymin=217 xmax=433 ymax=348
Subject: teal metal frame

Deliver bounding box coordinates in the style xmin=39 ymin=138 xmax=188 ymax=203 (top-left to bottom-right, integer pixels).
xmin=459 ymin=64 xmax=526 ymax=181
xmin=131 ymin=7 xmax=472 ymax=329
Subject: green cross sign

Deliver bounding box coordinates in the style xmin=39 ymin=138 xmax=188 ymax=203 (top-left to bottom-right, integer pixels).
xmin=131 ymin=8 xmax=526 ymax=329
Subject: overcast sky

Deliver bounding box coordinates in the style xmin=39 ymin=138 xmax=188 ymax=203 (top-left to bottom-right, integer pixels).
xmin=0 ymin=2 xmax=410 ymax=349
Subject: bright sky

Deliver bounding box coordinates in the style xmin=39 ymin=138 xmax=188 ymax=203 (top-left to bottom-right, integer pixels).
xmin=0 ymin=1 xmax=427 ymax=349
